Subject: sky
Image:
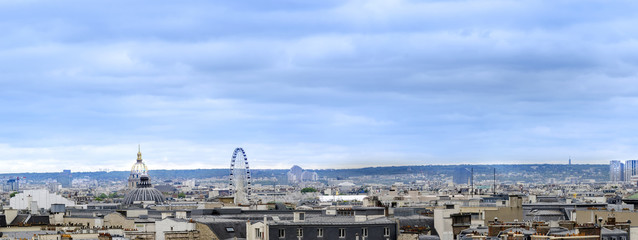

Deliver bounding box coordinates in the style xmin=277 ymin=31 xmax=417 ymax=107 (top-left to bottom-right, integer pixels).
xmin=1 ymin=0 xmax=638 ymax=173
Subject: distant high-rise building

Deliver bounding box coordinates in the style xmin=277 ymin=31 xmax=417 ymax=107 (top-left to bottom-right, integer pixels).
xmin=625 ymin=160 xmax=638 ymax=183
xmin=610 ymin=160 xmax=624 ymax=182
xmin=5 ymin=178 xmax=19 ymax=192
xmin=48 ymin=182 xmax=61 ymax=192
xmin=453 ymin=167 xmax=471 ymax=185
xmin=287 ymin=165 xmax=319 ymax=183
xmin=301 ymin=171 xmax=319 ymax=181
xmin=57 ymin=169 xmax=72 ymax=188
xmin=287 ymin=165 xmax=303 ymax=183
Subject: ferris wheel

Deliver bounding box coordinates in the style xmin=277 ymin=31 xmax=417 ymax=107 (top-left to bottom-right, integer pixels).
xmin=229 ymin=147 xmax=251 ymax=204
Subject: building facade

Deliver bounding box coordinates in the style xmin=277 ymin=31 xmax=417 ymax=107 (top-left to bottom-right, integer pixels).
xmin=287 ymin=165 xmax=319 ymax=184
xmin=247 ymin=209 xmax=397 ymax=240
xmin=624 ymin=160 xmax=638 ymax=184
xmin=610 ymin=160 xmax=624 ymax=182
xmin=58 ymin=169 xmax=72 ymax=188
xmin=4 ymin=178 xmax=19 ymax=192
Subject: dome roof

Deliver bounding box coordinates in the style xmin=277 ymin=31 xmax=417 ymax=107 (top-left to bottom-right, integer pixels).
xmin=131 ymin=146 xmax=148 ymax=175
xmin=131 ymin=161 xmax=148 ymax=175
xmin=122 ymin=188 xmax=165 ymax=205
xmin=123 ymin=174 xmax=165 ymax=205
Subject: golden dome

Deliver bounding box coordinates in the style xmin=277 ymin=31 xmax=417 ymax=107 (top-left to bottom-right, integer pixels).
xmin=131 ymin=145 xmax=148 ymax=175
xmin=131 ymin=161 xmax=148 ymax=174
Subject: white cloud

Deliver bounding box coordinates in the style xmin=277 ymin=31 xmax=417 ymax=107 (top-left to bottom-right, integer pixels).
xmin=1 ymin=0 xmax=638 ymax=172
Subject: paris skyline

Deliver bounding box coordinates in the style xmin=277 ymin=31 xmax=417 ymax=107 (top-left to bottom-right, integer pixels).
xmin=1 ymin=0 xmax=638 ymax=172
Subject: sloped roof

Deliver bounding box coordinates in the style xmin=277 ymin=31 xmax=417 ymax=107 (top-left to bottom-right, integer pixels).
xmin=9 ymin=214 xmax=49 ymax=226
xmin=420 ymin=235 xmax=441 ymax=240
xmin=601 ymin=227 xmax=628 ymax=235
xmin=196 ymin=217 xmax=246 ymax=240
xmin=528 ymin=210 xmax=564 ymax=216
xmin=10 ymin=214 xmax=29 ymax=226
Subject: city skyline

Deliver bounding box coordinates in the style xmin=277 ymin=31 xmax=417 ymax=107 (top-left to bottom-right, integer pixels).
xmin=2 ymin=0 xmax=638 ymax=172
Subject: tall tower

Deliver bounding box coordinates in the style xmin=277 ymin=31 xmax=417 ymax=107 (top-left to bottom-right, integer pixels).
xmin=625 ymin=160 xmax=638 ymax=184
xmin=610 ymin=160 xmax=624 ymax=182
xmin=128 ymin=145 xmax=148 ymax=189
xmin=569 ymin=156 xmax=571 ymax=165
xmin=58 ymin=170 xmax=72 ymax=188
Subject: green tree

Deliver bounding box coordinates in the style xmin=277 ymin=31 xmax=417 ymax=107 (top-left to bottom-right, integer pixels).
xmin=10 ymin=192 xmax=17 ymax=198
xmin=99 ymin=193 xmax=108 ymax=199
xmin=301 ymin=187 xmax=317 ymax=193
xmin=178 ymin=192 xmax=186 ymax=198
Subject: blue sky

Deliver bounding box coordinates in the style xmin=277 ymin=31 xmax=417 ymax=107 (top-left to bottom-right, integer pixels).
xmin=1 ymin=0 xmax=638 ymax=172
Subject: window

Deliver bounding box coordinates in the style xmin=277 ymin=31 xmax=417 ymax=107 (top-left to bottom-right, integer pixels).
xmin=226 ymin=227 xmax=234 ymax=232
xmin=297 ymin=228 xmax=303 ymax=237
xmin=338 ymin=210 xmax=353 ymax=216
xmin=255 ymin=229 xmax=261 ymax=238
xmin=362 ymin=228 xmax=368 ymax=237
xmin=384 ymin=227 xmax=390 ymax=236
xmin=299 ymin=212 xmax=305 ymax=220
xmin=317 ymin=228 xmax=324 ymax=237
xmin=339 ymin=228 xmax=346 ymax=238
xmin=279 ymin=229 xmax=285 ymax=238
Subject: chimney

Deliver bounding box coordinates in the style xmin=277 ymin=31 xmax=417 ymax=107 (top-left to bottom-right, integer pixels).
xmin=325 ymin=209 xmax=337 ymax=216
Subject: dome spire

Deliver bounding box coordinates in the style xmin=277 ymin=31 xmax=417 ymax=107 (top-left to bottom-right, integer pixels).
xmin=137 ymin=144 xmax=142 ymax=162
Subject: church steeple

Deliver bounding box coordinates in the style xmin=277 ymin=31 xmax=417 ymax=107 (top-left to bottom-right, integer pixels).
xmin=137 ymin=144 xmax=142 ymax=162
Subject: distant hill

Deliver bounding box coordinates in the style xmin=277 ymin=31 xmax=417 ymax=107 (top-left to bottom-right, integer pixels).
xmin=0 ymin=164 xmax=608 ymax=183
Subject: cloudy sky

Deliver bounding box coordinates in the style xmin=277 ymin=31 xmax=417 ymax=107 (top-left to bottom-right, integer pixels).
xmin=1 ymin=0 xmax=637 ymax=172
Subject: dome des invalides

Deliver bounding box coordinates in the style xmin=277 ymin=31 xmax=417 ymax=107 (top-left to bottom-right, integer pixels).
xmin=123 ymin=174 xmax=165 ymax=205
xmin=123 ymin=146 xmax=165 ymax=205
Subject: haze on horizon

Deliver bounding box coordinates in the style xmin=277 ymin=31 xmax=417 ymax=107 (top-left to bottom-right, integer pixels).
xmin=1 ymin=0 xmax=638 ymax=173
